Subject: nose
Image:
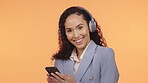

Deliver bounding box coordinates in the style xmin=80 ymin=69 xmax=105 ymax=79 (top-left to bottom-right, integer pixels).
xmin=73 ymin=30 xmax=79 ymax=38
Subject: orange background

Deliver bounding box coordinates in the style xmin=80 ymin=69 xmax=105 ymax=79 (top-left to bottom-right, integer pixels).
xmin=0 ymin=0 xmax=148 ymax=83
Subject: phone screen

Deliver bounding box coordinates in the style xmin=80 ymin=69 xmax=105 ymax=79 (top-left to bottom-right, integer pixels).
xmin=45 ymin=67 xmax=60 ymax=76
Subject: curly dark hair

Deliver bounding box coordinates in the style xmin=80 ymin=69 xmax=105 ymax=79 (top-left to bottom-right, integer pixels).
xmin=52 ymin=6 xmax=107 ymax=60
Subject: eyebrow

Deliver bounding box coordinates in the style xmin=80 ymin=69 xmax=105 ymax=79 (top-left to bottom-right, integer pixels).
xmin=65 ymin=24 xmax=83 ymax=29
xmin=76 ymin=24 xmax=83 ymax=28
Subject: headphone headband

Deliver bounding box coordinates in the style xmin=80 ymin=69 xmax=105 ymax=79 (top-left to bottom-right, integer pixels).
xmin=75 ymin=6 xmax=97 ymax=32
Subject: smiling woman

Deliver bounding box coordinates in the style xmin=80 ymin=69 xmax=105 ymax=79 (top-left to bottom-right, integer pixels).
xmin=65 ymin=14 xmax=91 ymax=56
xmin=46 ymin=6 xmax=119 ymax=83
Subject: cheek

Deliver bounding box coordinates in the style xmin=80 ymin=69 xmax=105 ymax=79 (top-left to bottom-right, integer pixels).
xmin=66 ymin=33 xmax=73 ymax=41
xmin=81 ymin=28 xmax=90 ymax=36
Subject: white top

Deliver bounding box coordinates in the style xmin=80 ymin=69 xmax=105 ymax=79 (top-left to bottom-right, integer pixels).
xmin=70 ymin=41 xmax=91 ymax=75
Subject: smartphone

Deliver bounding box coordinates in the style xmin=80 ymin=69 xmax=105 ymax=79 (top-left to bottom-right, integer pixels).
xmin=45 ymin=67 xmax=60 ymax=77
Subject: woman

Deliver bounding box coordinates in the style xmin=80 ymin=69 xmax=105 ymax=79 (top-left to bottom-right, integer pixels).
xmin=47 ymin=6 xmax=119 ymax=83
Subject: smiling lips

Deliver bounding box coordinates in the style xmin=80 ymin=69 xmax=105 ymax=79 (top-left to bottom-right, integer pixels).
xmin=73 ymin=37 xmax=84 ymax=45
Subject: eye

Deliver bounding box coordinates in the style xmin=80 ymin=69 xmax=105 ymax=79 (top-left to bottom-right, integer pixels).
xmin=66 ymin=29 xmax=72 ymax=33
xmin=78 ymin=26 xmax=83 ymax=30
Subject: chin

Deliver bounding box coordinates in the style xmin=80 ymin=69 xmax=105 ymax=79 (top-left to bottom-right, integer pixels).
xmin=75 ymin=44 xmax=86 ymax=50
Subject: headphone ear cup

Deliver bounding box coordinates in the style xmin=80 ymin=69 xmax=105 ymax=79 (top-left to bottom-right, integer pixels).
xmin=89 ymin=19 xmax=96 ymax=32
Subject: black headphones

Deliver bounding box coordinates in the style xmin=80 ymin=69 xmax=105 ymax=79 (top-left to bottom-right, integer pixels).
xmin=75 ymin=6 xmax=97 ymax=32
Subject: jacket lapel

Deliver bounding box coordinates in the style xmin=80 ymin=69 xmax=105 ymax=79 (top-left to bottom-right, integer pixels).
xmin=74 ymin=41 xmax=97 ymax=81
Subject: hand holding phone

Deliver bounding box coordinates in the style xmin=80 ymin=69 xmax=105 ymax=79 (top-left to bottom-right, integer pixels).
xmin=45 ymin=67 xmax=60 ymax=77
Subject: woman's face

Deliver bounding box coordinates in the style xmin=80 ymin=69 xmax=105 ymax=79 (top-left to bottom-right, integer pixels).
xmin=65 ymin=14 xmax=91 ymax=50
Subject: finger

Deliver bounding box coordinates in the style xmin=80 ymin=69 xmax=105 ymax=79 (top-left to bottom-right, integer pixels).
xmin=47 ymin=74 xmax=52 ymax=79
xmin=51 ymin=73 xmax=64 ymax=82
xmin=46 ymin=74 xmax=50 ymax=77
xmin=50 ymin=76 xmax=60 ymax=83
xmin=63 ymin=74 xmax=76 ymax=82
xmin=46 ymin=77 xmax=52 ymax=83
xmin=55 ymin=72 xmax=66 ymax=80
xmin=64 ymin=74 xmax=71 ymax=77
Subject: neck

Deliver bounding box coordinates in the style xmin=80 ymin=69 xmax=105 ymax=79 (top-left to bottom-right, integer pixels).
xmin=76 ymin=40 xmax=91 ymax=59
xmin=76 ymin=48 xmax=84 ymax=59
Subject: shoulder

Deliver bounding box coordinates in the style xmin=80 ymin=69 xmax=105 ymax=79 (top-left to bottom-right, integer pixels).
xmin=95 ymin=46 xmax=117 ymax=68
xmin=96 ymin=45 xmax=114 ymax=55
xmin=95 ymin=45 xmax=115 ymax=61
xmin=54 ymin=59 xmax=64 ymax=67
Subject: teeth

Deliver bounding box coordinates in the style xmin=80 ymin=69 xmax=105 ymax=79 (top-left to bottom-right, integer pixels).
xmin=75 ymin=38 xmax=83 ymax=43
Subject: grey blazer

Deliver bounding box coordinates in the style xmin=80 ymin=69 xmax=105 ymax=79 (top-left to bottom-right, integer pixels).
xmin=54 ymin=40 xmax=119 ymax=83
